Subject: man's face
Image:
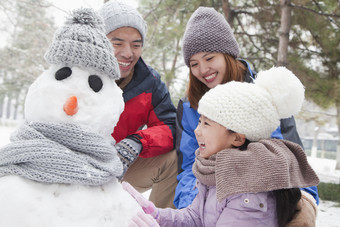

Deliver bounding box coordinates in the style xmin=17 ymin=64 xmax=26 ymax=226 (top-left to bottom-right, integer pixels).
xmin=107 ymin=27 xmax=143 ymax=78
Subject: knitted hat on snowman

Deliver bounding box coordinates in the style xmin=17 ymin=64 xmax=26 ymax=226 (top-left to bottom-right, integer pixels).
xmin=45 ymin=8 xmax=120 ymax=80
xmin=197 ymin=67 xmax=305 ymax=141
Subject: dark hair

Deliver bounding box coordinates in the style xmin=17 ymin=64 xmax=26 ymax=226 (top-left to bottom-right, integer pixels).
xmin=186 ymin=54 xmax=246 ymax=109
xmin=227 ymin=129 xmax=250 ymax=150
xmin=274 ymin=188 xmax=301 ymax=227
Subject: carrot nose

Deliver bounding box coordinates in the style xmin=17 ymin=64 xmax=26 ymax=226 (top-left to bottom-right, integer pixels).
xmin=63 ymin=96 xmax=78 ymax=116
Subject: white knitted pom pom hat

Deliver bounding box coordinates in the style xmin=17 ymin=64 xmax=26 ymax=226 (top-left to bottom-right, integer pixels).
xmin=197 ymin=67 xmax=305 ymax=141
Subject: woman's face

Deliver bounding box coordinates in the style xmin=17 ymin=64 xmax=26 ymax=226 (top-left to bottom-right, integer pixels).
xmin=189 ymin=52 xmax=226 ymax=89
xmin=194 ymin=115 xmax=234 ymax=159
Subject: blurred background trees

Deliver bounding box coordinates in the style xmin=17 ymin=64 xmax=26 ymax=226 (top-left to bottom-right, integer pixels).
xmin=0 ymin=0 xmax=56 ymax=119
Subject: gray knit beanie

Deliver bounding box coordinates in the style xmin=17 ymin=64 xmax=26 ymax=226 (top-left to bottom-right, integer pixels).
xmin=98 ymin=1 xmax=147 ymax=44
xmin=182 ymin=7 xmax=240 ymax=66
xmin=44 ymin=8 xmax=120 ymax=80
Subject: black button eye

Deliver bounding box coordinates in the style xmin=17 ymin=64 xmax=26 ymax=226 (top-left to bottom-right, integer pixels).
xmin=55 ymin=67 xmax=72 ymax=80
xmin=88 ymin=75 xmax=103 ymax=92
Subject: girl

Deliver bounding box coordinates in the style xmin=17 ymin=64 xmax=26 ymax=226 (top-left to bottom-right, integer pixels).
xmin=174 ymin=6 xmax=319 ymax=209
xmin=124 ymin=66 xmax=319 ymax=227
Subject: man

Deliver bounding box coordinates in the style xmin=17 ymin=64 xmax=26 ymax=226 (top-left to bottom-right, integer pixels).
xmin=99 ymin=1 xmax=177 ymax=208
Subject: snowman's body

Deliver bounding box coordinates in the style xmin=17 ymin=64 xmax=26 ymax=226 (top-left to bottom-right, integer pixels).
xmin=0 ymin=63 xmax=140 ymax=226
xmin=0 ymin=175 xmax=139 ymax=227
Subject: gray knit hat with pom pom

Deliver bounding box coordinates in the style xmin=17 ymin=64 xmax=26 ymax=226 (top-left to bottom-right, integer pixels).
xmin=182 ymin=7 xmax=240 ymax=66
xmin=44 ymin=8 xmax=120 ymax=80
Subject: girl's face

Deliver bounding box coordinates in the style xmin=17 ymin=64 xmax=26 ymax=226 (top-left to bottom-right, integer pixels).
xmin=194 ymin=115 xmax=235 ymax=159
xmin=189 ymin=52 xmax=227 ymax=89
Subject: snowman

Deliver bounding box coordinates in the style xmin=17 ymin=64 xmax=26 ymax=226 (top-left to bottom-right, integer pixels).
xmin=0 ymin=8 xmax=140 ymax=227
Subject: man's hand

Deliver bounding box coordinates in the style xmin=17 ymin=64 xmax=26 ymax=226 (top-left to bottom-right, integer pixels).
xmin=115 ymin=138 xmax=142 ymax=178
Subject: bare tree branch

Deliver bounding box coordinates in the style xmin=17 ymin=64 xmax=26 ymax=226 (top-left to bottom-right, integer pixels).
xmin=311 ymin=0 xmax=340 ymax=28
xmin=143 ymin=0 xmax=163 ymax=20
xmin=0 ymin=5 xmax=16 ymax=27
xmin=290 ymin=2 xmax=340 ymax=18
xmin=291 ymin=28 xmax=322 ymax=56
xmin=234 ymin=15 xmax=263 ymax=52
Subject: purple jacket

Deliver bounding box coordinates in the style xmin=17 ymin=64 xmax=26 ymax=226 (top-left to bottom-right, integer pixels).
xmin=159 ymin=181 xmax=278 ymax=227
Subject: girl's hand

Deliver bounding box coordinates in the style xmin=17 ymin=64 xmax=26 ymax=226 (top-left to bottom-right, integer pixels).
xmin=122 ymin=182 xmax=160 ymax=222
xmin=129 ymin=211 xmax=160 ymax=227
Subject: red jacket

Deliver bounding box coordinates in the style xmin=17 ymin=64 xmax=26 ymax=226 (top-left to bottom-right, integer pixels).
xmin=112 ymin=58 xmax=176 ymax=158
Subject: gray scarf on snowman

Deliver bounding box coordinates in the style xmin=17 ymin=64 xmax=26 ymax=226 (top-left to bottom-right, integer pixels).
xmin=0 ymin=121 xmax=123 ymax=185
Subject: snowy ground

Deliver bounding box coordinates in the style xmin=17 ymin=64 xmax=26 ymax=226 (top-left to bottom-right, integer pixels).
xmin=0 ymin=122 xmax=340 ymax=226
xmin=307 ymin=156 xmax=340 ymax=227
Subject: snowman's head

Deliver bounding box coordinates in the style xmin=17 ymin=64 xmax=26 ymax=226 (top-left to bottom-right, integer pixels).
xmin=24 ymin=64 xmax=124 ymax=141
xmin=24 ymin=8 xmax=124 ymax=142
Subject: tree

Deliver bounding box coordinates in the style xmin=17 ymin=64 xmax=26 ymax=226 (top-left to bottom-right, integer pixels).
xmin=287 ymin=0 xmax=340 ymax=168
xmin=277 ymin=0 xmax=292 ymax=67
xmin=225 ymin=0 xmax=282 ymax=71
xmin=138 ymin=0 xmax=226 ymax=105
xmin=138 ymin=0 xmax=292 ymax=102
xmin=0 ymin=0 xmax=56 ymax=119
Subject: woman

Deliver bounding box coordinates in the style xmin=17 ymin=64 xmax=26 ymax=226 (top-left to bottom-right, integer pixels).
xmin=174 ymin=6 xmax=319 ymax=210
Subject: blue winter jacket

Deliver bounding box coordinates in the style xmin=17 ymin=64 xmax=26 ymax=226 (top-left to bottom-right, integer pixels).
xmin=174 ymin=60 xmax=319 ymax=208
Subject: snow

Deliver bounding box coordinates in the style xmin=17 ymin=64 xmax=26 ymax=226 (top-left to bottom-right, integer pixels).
xmin=0 ymin=122 xmax=141 ymax=226
xmin=1 ymin=123 xmax=339 ymax=226
xmin=0 ymin=175 xmax=141 ymax=227
xmin=307 ymin=156 xmax=340 ymax=184
xmin=318 ymin=200 xmax=340 ymax=227
xmin=306 ymin=158 xmax=340 ymax=227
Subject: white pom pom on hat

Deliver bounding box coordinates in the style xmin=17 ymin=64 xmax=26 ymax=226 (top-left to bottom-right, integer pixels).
xmin=255 ymin=66 xmax=305 ymax=119
xmin=197 ymin=66 xmax=305 ymax=141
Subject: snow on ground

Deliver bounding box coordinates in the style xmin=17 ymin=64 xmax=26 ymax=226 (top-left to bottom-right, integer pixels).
xmin=318 ymin=200 xmax=340 ymax=227
xmin=0 ymin=122 xmax=340 ymax=226
xmin=307 ymin=156 xmax=340 ymax=184
xmin=307 ymin=156 xmax=340 ymax=227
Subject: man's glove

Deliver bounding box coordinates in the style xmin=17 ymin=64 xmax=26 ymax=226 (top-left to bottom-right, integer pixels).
xmin=115 ymin=137 xmax=142 ymax=178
